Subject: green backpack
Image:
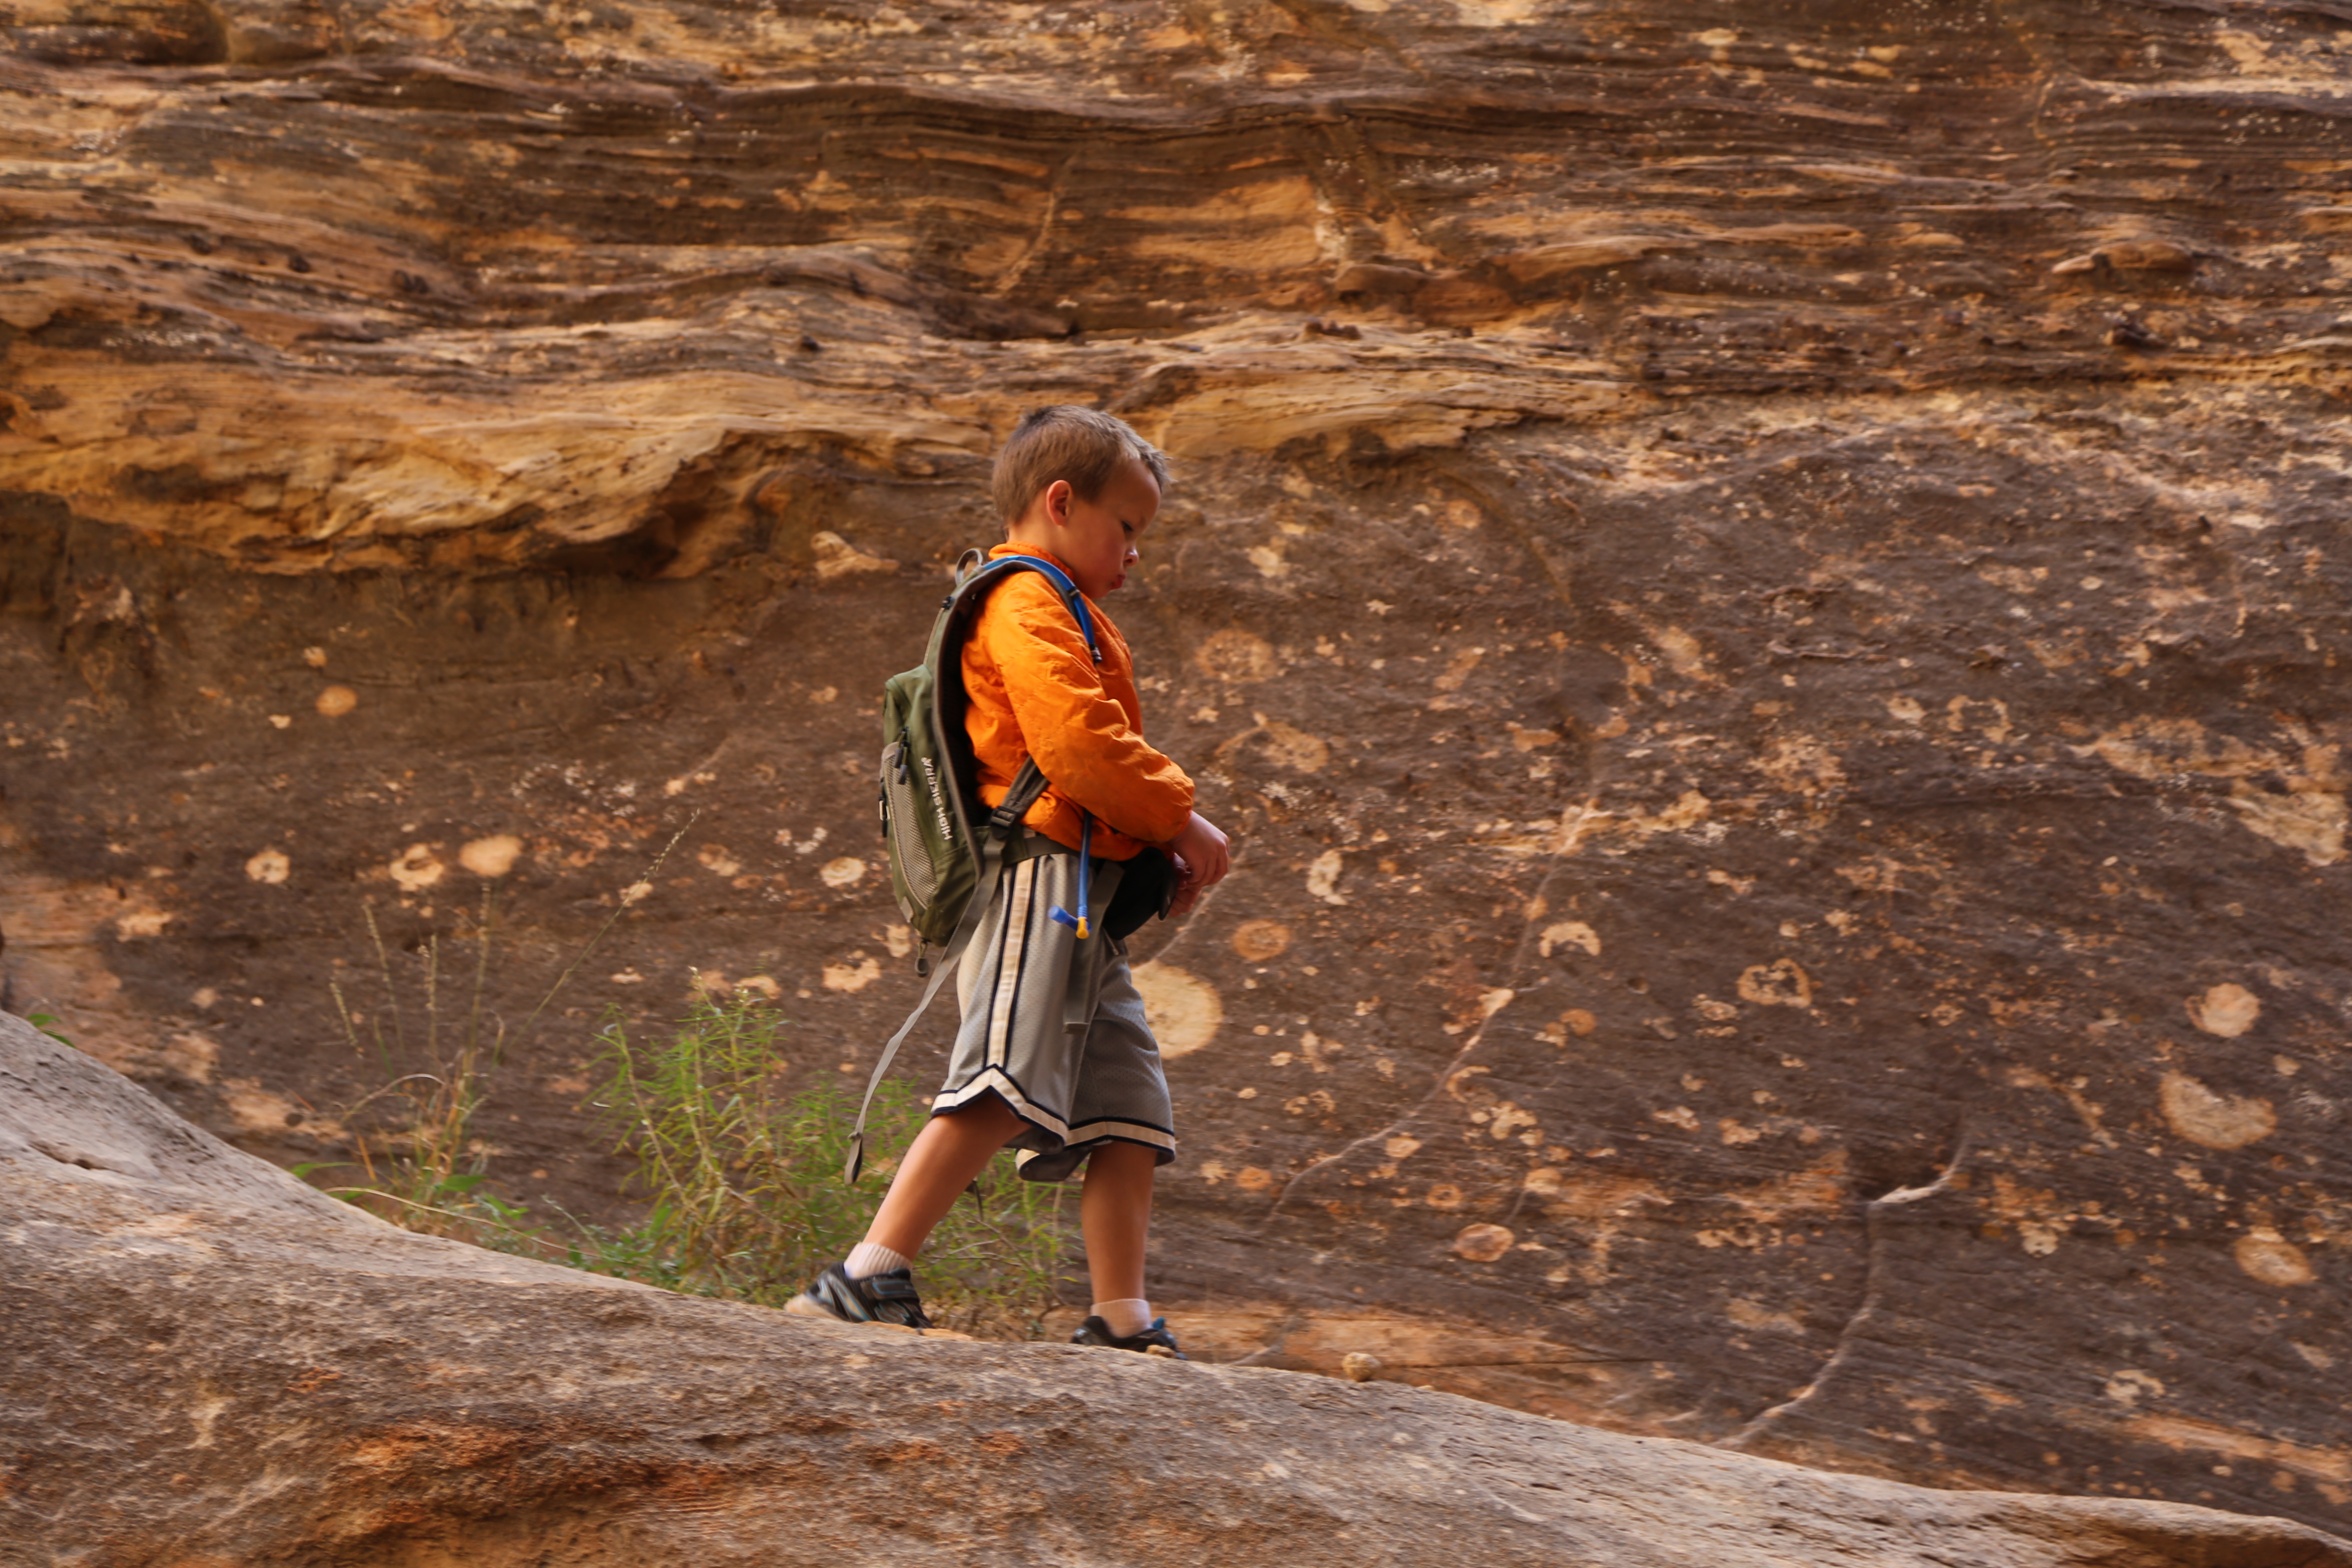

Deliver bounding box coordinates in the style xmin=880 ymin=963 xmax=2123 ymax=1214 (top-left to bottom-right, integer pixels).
xmin=848 ymin=549 xmax=1100 ymax=1180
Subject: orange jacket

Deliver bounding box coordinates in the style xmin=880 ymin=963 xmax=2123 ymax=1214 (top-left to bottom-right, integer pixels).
xmin=964 ymin=545 xmax=1194 ymax=859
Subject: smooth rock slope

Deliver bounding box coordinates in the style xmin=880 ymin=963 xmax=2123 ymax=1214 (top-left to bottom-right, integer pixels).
xmin=2 ymin=1011 xmax=2346 ymax=1568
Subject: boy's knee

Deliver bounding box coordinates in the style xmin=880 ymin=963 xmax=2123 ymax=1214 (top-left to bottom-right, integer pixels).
xmin=1085 ymin=1139 xmax=1158 ymax=1177
xmin=936 ymin=1090 xmax=1023 ymax=1133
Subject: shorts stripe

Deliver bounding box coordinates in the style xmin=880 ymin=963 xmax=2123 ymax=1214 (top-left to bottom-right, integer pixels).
xmin=985 ymin=858 xmax=1035 ymax=1070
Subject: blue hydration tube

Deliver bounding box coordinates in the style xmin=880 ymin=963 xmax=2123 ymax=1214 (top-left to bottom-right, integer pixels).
xmin=1049 ymin=814 xmax=1093 ymax=940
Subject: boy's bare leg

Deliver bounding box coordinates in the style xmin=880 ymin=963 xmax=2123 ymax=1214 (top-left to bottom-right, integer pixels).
xmin=1078 ymin=1140 xmax=1157 ymax=1304
xmin=863 ymin=1096 xmax=1025 ymax=1258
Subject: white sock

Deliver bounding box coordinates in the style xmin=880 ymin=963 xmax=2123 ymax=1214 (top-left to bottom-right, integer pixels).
xmin=845 ymin=1242 xmax=911 ymax=1280
xmin=1093 ymin=1298 xmax=1153 ymax=1337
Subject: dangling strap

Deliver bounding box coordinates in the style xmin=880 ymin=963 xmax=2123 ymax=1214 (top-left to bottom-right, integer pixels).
xmin=844 ymin=760 xmax=1047 ymax=1183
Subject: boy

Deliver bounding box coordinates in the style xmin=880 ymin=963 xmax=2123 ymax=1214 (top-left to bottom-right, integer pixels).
xmin=790 ymin=405 xmax=1232 ymax=1355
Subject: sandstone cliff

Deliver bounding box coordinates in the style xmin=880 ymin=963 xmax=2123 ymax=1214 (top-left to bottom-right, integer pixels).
xmin=3 ymin=0 xmax=2349 ymax=1536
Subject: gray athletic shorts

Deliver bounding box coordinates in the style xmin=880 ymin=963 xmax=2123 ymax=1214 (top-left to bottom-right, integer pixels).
xmin=931 ymin=843 xmax=1176 ymax=1182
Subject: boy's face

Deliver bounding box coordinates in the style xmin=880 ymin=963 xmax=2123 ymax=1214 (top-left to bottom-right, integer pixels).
xmin=1038 ymin=456 xmax=1160 ymax=599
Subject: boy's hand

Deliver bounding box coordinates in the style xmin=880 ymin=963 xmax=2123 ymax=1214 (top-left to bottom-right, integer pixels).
xmin=1166 ymin=810 xmax=1230 ymax=917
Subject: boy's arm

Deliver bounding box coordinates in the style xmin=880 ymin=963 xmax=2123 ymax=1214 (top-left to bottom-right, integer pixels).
xmin=984 ymin=592 xmax=1194 ymax=846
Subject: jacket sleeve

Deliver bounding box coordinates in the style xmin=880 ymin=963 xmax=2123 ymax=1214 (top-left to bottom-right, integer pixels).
xmin=980 ymin=589 xmax=1195 ymax=846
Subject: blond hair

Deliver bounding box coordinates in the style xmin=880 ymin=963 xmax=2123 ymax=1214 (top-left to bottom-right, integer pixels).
xmin=991 ymin=405 xmax=1168 ymax=526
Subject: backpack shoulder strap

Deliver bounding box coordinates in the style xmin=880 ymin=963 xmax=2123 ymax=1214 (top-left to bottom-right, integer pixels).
xmin=970 ymin=552 xmax=1102 ymax=666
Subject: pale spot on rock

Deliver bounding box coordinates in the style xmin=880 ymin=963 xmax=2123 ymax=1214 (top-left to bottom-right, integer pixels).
xmin=1453 ymin=1222 xmax=1514 ymax=1262
xmin=244 ymin=849 xmax=290 ymax=885
xmin=1131 ymin=961 xmax=1222 ymax=1058
xmin=809 ymin=530 xmax=897 ymax=579
xmin=822 ymin=955 xmax=881 ymax=993
xmin=2159 ymin=1070 xmax=2275 ymax=1150
xmin=459 ymin=835 xmax=523 ymax=878
xmin=1234 ymin=1166 xmax=1274 ymax=1194
xmin=736 ymin=974 xmax=782 ymax=1000
xmin=150 ymin=1032 xmax=219 ymax=1084
xmin=1384 ymin=1135 xmax=1423 ymax=1161
xmin=1305 ymin=849 xmax=1348 ymax=905
xmin=1432 ymin=646 xmax=1486 ymax=695
xmin=819 ymin=857 xmax=867 ymax=889
xmin=1426 ymin=1183 xmax=1466 ymax=1210
xmin=1220 ymin=715 xmax=1328 ymax=775
xmin=1486 ymin=1101 xmax=1538 ymax=1141
xmin=1195 ymin=628 xmax=1277 ymax=684
xmin=1538 ymin=1008 xmax=1598 ymax=1045
xmin=2226 ymin=786 xmax=2345 ymax=866
xmin=2234 ymin=1229 xmax=2315 ymax=1288
xmin=2187 ymin=983 xmax=2261 ymax=1038
xmin=1738 ymin=958 xmax=1813 ymax=1009
xmin=1653 ymin=627 xmax=1707 ymax=680
xmin=389 ymin=844 xmax=445 ymax=893
xmin=2104 ymin=1369 xmax=2165 ymax=1406
xmin=1724 ymin=1298 xmax=1805 ymax=1333
xmin=1230 ymin=920 xmax=1292 ymax=962
xmin=1753 ymin=736 xmax=1845 ymax=796
xmin=698 ymin=845 xmax=743 ymax=878
xmin=221 ymin=1079 xmax=319 ymax=1135
xmin=1255 ymin=717 xmax=1326 ymax=773
xmin=1539 ymin=920 xmax=1599 ymax=958
xmin=116 ymin=907 xmax=172 ymax=938
xmin=315 ymin=685 xmax=358 ymax=718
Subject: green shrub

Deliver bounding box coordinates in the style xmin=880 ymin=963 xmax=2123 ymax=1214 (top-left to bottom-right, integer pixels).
xmin=308 ymin=838 xmax=1071 ymax=1339
xmin=583 ymin=992 xmax=1072 ymax=1338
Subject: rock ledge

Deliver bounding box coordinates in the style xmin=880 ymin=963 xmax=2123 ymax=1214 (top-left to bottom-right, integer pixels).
xmin=1 ymin=1012 xmax=2344 ymax=1568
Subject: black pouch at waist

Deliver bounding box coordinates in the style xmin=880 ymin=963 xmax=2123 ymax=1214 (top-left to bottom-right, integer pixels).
xmin=1102 ymin=848 xmax=1177 ymax=941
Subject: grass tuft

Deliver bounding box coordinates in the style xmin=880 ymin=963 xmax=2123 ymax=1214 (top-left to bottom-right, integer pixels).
xmin=581 ymin=994 xmax=1071 ymax=1338
xmin=312 ymin=868 xmax=1069 ymax=1338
